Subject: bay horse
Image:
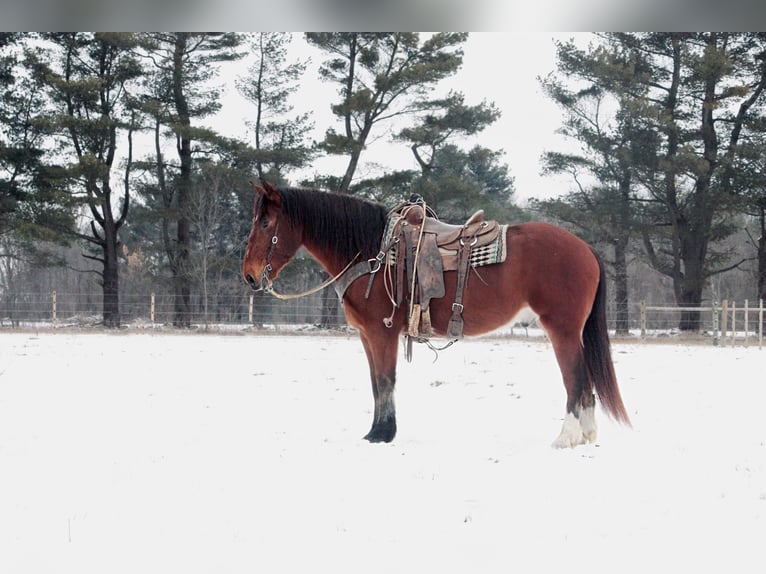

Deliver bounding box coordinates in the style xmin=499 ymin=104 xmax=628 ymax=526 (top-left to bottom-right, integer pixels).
xmin=242 ymin=182 xmax=630 ymax=448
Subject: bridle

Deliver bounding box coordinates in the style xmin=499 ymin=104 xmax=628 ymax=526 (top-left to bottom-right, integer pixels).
xmin=251 ymin=214 xmax=361 ymax=301
xmin=258 ymin=219 xmax=280 ymax=294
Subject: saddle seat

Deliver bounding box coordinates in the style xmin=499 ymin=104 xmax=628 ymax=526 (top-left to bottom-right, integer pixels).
xmin=402 ymin=207 xmax=500 ymax=251
xmin=422 ymin=209 xmax=484 ymax=244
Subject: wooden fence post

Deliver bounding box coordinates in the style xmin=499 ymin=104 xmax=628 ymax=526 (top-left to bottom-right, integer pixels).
xmin=744 ymin=299 xmax=749 ymax=346
xmin=759 ymin=299 xmax=763 ymax=350
xmin=640 ymin=300 xmax=646 ymax=338
xmin=249 ymin=295 xmax=254 ymax=325
xmin=712 ymin=300 xmax=720 ymax=346
xmin=731 ymin=300 xmax=736 ymax=346
xmin=150 ymin=293 xmax=155 ymax=324
xmin=52 ymin=290 xmax=57 ymax=326
xmin=720 ymin=299 xmax=728 ymax=345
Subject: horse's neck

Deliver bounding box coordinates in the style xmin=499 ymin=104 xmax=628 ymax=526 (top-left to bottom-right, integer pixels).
xmin=303 ymin=240 xmax=352 ymax=277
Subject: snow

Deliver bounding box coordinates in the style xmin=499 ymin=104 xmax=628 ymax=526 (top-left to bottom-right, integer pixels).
xmin=0 ymin=331 xmax=763 ymax=573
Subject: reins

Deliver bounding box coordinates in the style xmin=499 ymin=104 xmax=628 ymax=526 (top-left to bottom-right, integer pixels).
xmin=256 ymin=215 xmax=363 ymax=301
xmin=260 ymin=254 xmax=361 ymax=300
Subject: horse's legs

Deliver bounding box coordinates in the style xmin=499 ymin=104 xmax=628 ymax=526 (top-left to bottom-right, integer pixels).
xmin=359 ymin=330 xmax=400 ymax=443
xmin=541 ymin=319 xmax=597 ymax=448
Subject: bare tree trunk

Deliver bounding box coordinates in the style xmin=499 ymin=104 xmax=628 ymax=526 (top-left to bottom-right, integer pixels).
xmin=101 ymin=205 xmax=121 ymax=328
xmin=102 ymin=257 xmax=120 ymax=327
xmin=172 ymin=33 xmax=192 ymax=328
xmin=758 ymin=207 xmax=766 ymax=334
xmin=613 ymin=239 xmax=630 ymax=335
xmin=672 ymin=225 xmax=705 ymax=330
xmin=319 ymin=286 xmax=340 ymax=329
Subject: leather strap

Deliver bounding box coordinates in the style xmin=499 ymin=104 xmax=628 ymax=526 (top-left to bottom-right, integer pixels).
xmin=333 ymin=259 xmax=377 ymax=301
xmin=447 ymin=238 xmax=473 ymax=339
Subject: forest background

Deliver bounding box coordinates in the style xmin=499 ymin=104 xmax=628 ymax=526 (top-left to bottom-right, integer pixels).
xmin=1 ymin=32 xmax=766 ymax=333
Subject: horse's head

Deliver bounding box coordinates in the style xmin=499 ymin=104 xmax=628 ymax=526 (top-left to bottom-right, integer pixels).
xmin=242 ymin=181 xmax=303 ymax=292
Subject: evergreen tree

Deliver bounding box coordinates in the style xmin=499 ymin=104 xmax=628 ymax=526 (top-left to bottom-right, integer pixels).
xmin=631 ymin=33 xmax=766 ymax=330
xmin=535 ymin=37 xmax=658 ymax=334
xmin=236 ymin=32 xmax=316 ymax=183
xmin=394 ymin=91 xmax=516 ymax=221
xmin=1 ymin=33 xmax=74 ymax=245
xmin=2 ymin=33 xmax=75 ymax=323
xmin=306 ymin=32 xmax=467 ymax=193
xmin=24 ymin=32 xmax=142 ymax=327
xmin=543 ymin=33 xmax=766 ymax=331
xmin=140 ymin=32 xmax=243 ymax=327
xmin=730 ymin=113 xmax=766 ymax=312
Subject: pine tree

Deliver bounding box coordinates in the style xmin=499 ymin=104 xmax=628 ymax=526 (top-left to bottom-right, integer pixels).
xmin=24 ymin=33 xmax=142 ymax=327
xmin=306 ymin=32 xmax=467 ymax=193
xmin=542 ymin=33 xmax=766 ymax=331
xmin=140 ymin=32 xmax=243 ymax=327
xmin=394 ymin=91 xmax=515 ymax=221
xmin=631 ymin=33 xmax=766 ymax=330
xmin=236 ymin=32 xmax=316 ymax=183
xmin=730 ymin=113 xmax=766 ymax=316
xmin=535 ymin=36 xmax=657 ymax=333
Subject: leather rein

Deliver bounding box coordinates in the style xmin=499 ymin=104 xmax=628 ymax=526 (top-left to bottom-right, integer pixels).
xmin=256 ymin=218 xmax=364 ymax=301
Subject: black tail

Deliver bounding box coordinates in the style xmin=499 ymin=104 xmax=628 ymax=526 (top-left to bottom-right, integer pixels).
xmin=582 ymin=252 xmax=631 ymax=426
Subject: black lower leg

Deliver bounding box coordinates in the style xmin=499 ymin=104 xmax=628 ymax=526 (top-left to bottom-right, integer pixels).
xmin=363 ymin=374 xmax=397 ymax=443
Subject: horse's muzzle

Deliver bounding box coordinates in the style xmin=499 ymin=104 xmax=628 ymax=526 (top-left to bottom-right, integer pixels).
xmin=244 ymin=273 xmax=261 ymax=292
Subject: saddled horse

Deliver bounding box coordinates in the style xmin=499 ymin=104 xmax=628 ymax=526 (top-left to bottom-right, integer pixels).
xmin=242 ymin=182 xmax=630 ymax=448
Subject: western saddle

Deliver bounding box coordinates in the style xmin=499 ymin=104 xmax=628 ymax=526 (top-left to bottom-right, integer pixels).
xmin=335 ymin=196 xmax=504 ymax=355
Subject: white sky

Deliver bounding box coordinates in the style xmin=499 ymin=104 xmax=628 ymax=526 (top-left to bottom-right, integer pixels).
xmin=213 ymin=32 xmax=587 ymax=204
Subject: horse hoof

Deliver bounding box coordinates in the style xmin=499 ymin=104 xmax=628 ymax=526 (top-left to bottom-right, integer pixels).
xmin=551 ymin=412 xmax=586 ymax=449
xmin=364 ymin=433 xmax=387 ymax=443
xmin=363 ymin=425 xmax=397 ymax=443
xmin=551 ymin=435 xmax=581 ymax=449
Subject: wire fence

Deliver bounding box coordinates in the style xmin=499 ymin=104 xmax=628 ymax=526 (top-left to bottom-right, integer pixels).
xmin=1 ymin=290 xmax=763 ymax=347
xmin=1 ymin=290 xmax=338 ymax=329
xmin=639 ymin=300 xmax=764 ymax=347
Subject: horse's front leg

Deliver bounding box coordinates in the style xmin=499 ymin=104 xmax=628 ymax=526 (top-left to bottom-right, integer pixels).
xmin=360 ymin=331 xmax=400 ymax=443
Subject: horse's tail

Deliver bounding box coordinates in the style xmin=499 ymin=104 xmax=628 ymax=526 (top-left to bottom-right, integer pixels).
xmin=582 ymin=252 xmax=631 ymax=426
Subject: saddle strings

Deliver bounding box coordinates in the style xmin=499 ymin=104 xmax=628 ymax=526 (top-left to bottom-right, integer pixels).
xmin=380 ymin=198 xmax=429 ymax=329
xmin=378 ymin=199 xmax=431 ymax=331
xmin=381 ymin=216 xmax=402 ymax=328
xmin=407 ymin=202 xmax=428 ymax=323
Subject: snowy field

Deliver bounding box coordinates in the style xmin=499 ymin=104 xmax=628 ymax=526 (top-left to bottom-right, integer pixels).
xmin=0 ymin=331 xmax=763 ymax=573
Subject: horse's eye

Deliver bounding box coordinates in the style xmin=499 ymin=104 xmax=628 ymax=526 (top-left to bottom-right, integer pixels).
xmin=261 ymin=217 xmax=270 ymax=229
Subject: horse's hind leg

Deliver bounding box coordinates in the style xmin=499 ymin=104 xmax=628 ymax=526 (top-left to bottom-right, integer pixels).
xmin=359 ymin=330 xmax=399 ymax=443
xmin=543 ymin=321 xmax=597 ymax=449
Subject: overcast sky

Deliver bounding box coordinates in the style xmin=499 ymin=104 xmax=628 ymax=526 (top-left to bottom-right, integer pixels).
xmin=213 ymin=32 xmax=586 ymax=204
xmin=5 ymin=0 xmax=757 ymax=38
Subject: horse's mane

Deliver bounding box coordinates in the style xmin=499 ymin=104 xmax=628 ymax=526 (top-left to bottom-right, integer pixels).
xmin=277 ymin=187 xmax=388 ymax=262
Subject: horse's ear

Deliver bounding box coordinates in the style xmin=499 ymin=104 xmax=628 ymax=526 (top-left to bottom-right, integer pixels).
xmin=249 ymin=179 xmax=281 ymax=204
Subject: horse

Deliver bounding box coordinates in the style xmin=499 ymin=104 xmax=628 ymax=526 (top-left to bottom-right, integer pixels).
xmin=242 ymin=182 xmax=630 ymax=448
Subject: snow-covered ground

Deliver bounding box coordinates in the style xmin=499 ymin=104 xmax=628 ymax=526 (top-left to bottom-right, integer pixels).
xmin=0 ymin=332 xmax=763 ymax=573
